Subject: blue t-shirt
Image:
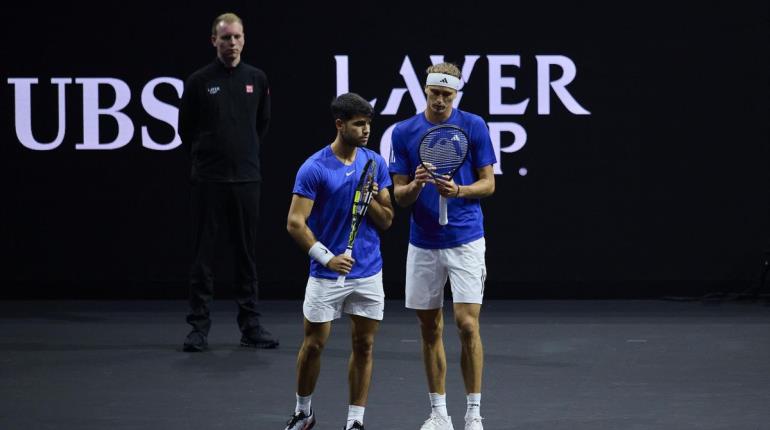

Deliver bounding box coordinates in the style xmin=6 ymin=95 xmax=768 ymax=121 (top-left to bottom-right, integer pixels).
xmin=389 ymin=109 xmax=496 ymax=249
xmin=293 ymin=146 xmax=392 ymax=279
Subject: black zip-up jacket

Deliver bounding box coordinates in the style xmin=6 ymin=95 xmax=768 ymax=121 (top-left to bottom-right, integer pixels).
xmin=178 ymin=59 xmax=271 ymax=182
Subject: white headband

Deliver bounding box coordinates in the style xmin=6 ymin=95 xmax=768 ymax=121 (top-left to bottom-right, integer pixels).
xmin=426 ymin=73 xmax=461 ymax=90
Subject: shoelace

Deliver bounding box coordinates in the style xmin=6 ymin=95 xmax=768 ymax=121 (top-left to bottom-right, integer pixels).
xmin=286 ymin=411 xmax=309 ymax=427
xmin=465 ymin=416 xmax=483 ymax=427
xmin=424 ymin=414 xmax=449 ymax=425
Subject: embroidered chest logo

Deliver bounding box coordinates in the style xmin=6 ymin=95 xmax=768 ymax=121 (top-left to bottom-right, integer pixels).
xmin=245 ymin=84 xmax=254 ymax=93
xmin=207 ymin=86 xmax=220 ymax=95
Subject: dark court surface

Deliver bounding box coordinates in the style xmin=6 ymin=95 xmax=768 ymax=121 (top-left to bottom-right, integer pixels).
xmin=1 ymin=300 xmax=769 ymax=430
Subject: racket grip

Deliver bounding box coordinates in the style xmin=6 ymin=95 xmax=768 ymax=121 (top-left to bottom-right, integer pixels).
xmin=439 ymin=195 xmax=448 ymax=225
xmin=335 ymin=248 xmax=354 ymax=287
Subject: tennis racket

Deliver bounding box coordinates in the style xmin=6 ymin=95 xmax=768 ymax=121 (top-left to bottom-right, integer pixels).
xmin=336 ymin=158 xmax=377 ymax=287
xmin=418 ymin=124 xmax=470 ymax=225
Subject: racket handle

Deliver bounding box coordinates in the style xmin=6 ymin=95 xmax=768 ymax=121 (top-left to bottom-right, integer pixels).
xmin=335 ymin=248 xmax=354 ymax=287
xmin=439 ymin=195 xmax=448 ymax=225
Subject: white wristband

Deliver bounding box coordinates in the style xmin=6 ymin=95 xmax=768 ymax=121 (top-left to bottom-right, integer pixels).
xmin=308 ymin=241 xmax=334 ymax=267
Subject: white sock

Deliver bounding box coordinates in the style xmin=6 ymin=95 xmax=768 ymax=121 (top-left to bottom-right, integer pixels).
xmin=347 ymin=405 xmax=365 ymax=428
xmin=295 ymin=393 xmax=312 ymax=415
xmin=466 ymin=393 xmax=481 ymax=419
xmin=429 ymin=392 xmax=448 ymax=417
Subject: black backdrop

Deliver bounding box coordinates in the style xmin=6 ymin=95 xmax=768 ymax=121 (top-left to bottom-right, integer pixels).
xmin=2 ymin=2 xmax=768 ymax=299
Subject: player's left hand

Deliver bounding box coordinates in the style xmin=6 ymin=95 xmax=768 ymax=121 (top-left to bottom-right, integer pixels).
xmin=434 ymin=176 xmax=459 ymax=198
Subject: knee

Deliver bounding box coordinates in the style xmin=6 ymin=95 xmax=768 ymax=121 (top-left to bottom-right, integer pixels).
xmin=456 ymin=317 xmax=479 ymax=341
xmin=302 ymin=338 xmax=326 ymax=358
xmin=352 ymin=334 xmax=375 ymax=358
xmin=419 ymin=320 xmax=443 ymax=343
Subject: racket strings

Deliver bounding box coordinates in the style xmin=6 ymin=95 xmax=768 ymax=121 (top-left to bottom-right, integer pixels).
xmin=419 ymin=130 xmax=469 ymax=175
xmin=348 ymin=163 xmax=377 ymax=236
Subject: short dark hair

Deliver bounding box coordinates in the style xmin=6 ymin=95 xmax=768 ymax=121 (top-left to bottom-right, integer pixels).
xmin=331 ymin=93 xmax=373 ymax=121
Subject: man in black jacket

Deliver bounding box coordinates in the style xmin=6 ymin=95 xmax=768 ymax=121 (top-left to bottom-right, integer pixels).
xmin=178 ymin=12 xmax=278 ymax=352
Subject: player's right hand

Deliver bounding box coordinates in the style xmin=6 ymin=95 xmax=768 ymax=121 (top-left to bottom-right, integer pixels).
xmin=328 ymin=254 xmax=355 ymax=275
xmin=414 ymin=163 xmax=435 ymax=188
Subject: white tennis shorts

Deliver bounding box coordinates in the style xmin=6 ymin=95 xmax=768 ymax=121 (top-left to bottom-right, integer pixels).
xmin=303 ymin=270 xmax=384 ymax=323
xmin=405 ymin=237 xmax=487 ymax=309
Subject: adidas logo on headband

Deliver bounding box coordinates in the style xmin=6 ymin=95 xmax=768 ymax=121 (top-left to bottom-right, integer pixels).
xmin=426 ymin=73 xmax=461 ymax=90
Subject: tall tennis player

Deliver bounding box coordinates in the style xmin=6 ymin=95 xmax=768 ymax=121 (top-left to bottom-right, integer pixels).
xmin=285 ymin=93 xmax=394 ymax=430
xmin=389 ymin=62 xmax=496 ymax=430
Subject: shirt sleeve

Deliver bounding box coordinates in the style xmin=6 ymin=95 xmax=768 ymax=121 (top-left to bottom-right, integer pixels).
xmin=257 ymin=72 xmax=271 ymax=142
xmin=388 ymin=125 xmax=411 ymax=175
xmin=292 ymin=160 xmax=321 ymax=200
xmin=470 ymin=116 xmax=497 ymax=168
xmin=375 ymin=154 xmax=393 ymax=188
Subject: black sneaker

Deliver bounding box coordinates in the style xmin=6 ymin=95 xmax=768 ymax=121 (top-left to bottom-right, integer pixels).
xmin=285 ymin=408 xmax=315 ymax=430
xmin=240 ymin=326 xmax=279 ymax=349
xmin=182 ymin=330 xmax=208 ymax=352
xmin=344 ymin=421 xmax=365 ymax=430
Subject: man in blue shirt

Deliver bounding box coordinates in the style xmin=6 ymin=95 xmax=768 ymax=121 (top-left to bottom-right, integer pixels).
xmin=285 ymin=93 xmax=394 ymax=430
xmin=390 ymin=63 xmax=496 ymax=430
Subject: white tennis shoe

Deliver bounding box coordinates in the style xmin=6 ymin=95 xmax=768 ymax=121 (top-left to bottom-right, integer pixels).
xmin=464 ymin=416 xmax=483 ymax=430
xmin=419 ymin=412 xmax=454 ymax=430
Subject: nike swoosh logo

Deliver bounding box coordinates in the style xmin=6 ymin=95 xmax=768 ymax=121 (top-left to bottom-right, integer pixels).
xmin=345 ymin=170 xmax=355 ymax=176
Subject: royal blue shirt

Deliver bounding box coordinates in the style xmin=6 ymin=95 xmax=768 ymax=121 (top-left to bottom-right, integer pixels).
xmin=389 ymin=109 xmax=496 ymax=249
xmin=294 ymin=146 xmax=391 ymax=279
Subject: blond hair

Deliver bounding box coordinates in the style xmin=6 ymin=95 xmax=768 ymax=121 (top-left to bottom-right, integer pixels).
xmin=211 ymin=13 xmax=243 ymax=35
xmin=426 ymin=62 xmax=461 ymax=79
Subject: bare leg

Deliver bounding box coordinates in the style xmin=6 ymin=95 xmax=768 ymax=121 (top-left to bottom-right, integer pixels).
xmin=348 ymin=314 xmax=380 ymax=405
xmin=453 ymin=303 xmax=483 ymax=393
xmin=416 ymin=308 xmax=446 ymax=394
xmin=296 ymin=318 xmax=332 ymax=396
